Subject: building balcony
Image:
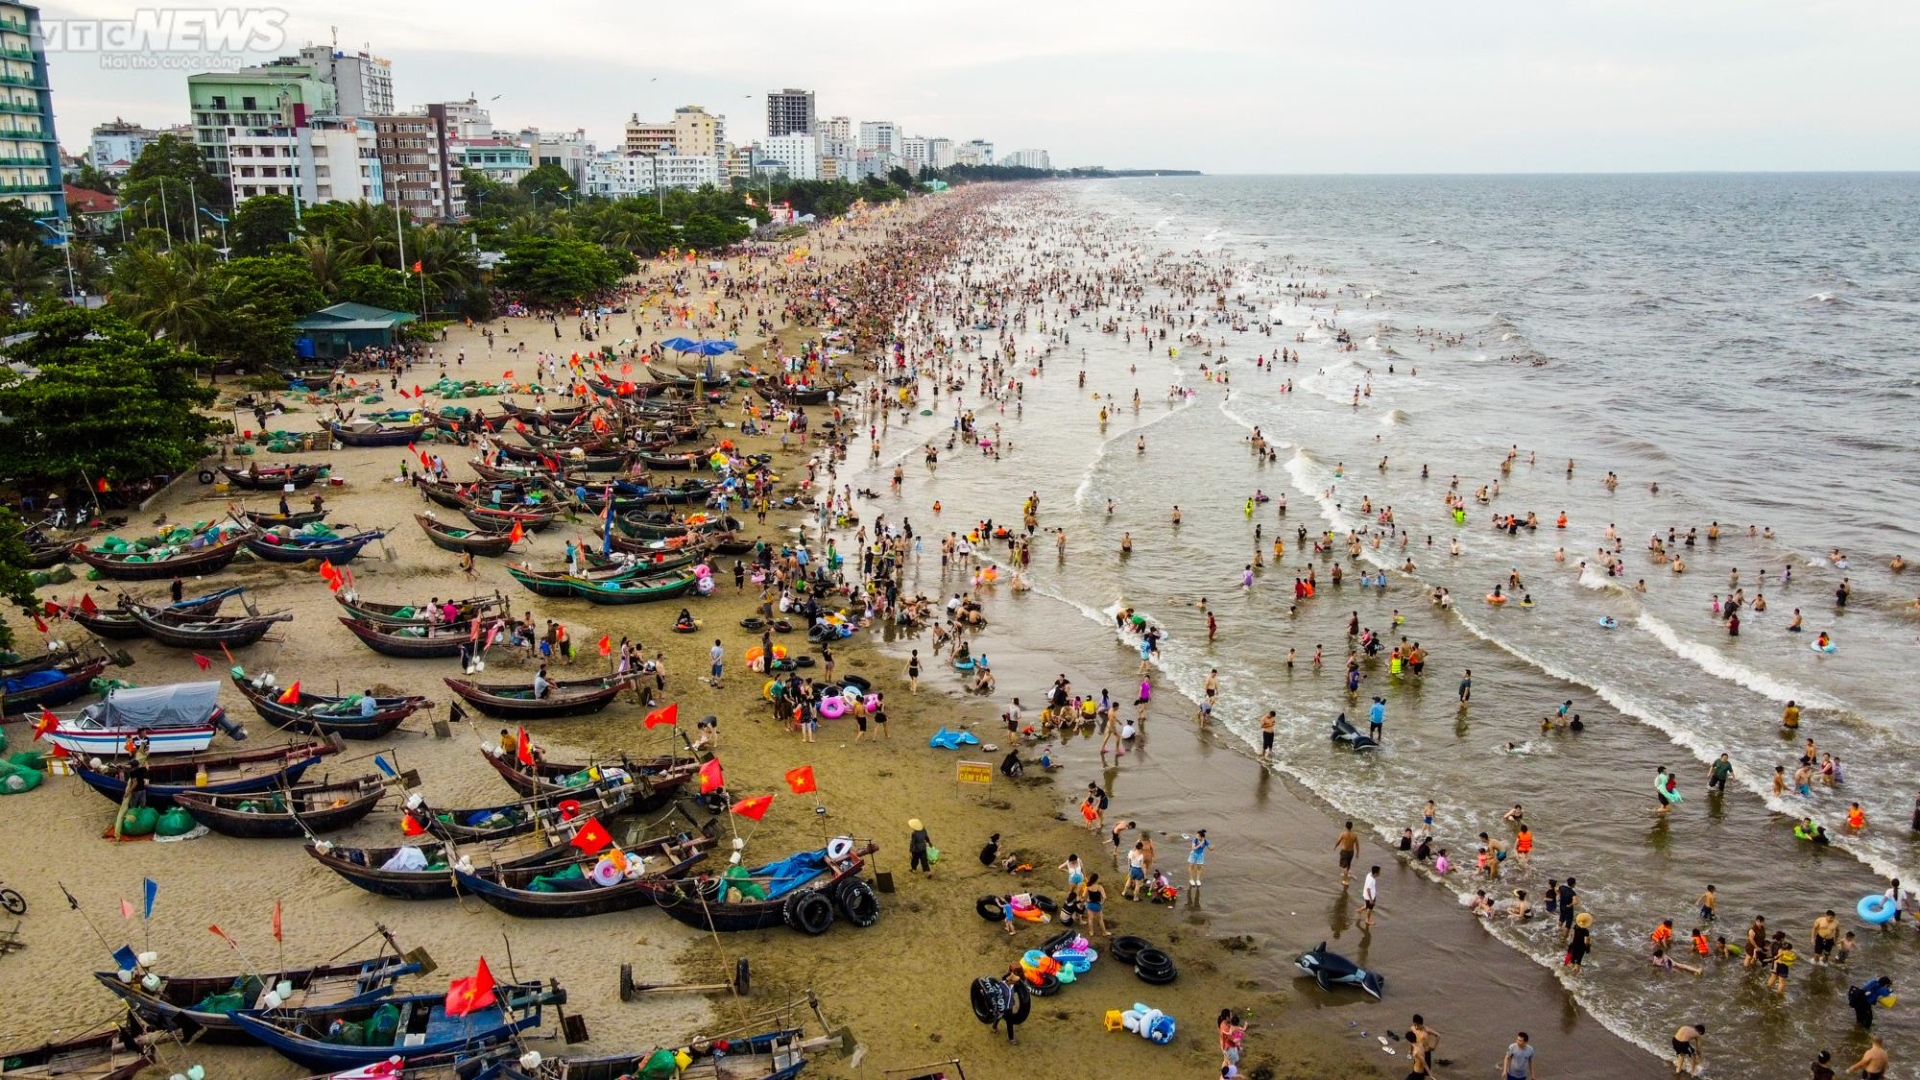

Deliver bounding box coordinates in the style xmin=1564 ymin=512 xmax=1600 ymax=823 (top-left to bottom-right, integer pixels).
xmin=0 ymin=128 xmax=51 ymax=141
xmin=0 ymin=181 xmax=57 ymax=194
xmin=0 ymin=47 xmax=36 ymax=62
xmin=0 ymin=100 xmax=39 ymax=114
xmin=0 ymin=154 xmax=43 ymax=165
xmin=0 ymin=74 xmax=44 ymax=89
xmin=0 ymin=19 xmax=30 ymax=34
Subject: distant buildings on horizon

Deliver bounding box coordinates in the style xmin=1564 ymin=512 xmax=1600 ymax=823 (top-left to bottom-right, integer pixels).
xmin=4 ymin=25 xmax=1058 ymax=223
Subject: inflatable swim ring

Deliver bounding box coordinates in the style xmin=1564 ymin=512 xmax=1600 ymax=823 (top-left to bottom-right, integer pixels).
xmin=1486 ymin=594 xmax=1507 ymax=604
xmin=1812 ymin=641 xmax=1837 ymax=654
xmin=1859 ymin=894 xmax=1898 ymax=924
xmin=864 ymin=694 xmax=880 ymax=714
xmin=819 ymin=696 xmax=848 ymax=719
xmin=826 ymin=836 xmax=855 ymax=862
xmin=1598 ymin=617 xmax=1617 ymax=629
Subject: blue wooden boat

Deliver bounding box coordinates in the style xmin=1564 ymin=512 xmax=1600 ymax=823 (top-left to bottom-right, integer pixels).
xmin=228 ymin=980 xmax=566 ymax=1071
xmin=246 ymin=530 xmax=387 ymax=565
xmin=92 ymin=950 xmax=420 ymax=1043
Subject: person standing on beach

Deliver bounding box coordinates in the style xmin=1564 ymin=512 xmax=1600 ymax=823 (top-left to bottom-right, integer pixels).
xmin=1502 ymin=1031 xmax=1536 ymax=1080
xmin=1670 ymin=1024 xmax=1706 ymax=1077
xmin=908 ymin=818 xmax=933 ymax=877
xmin=1110 ymin=819 xmax=1135 ymax=862
xmin=1259 ymin=710 xmax=1277 ymax=760
xmin=1458 ymin=668 xmax=1472 ymax=703
xmin=1358 ymin=865 xmax=1381 ymax=928
xmin=708 ymin=638 xmax=725 ymax=688
xmin=1336 ymin=822 xmax=1360 ymax=885
xmin=1186 ymin=830 xmax=1209 ymax=888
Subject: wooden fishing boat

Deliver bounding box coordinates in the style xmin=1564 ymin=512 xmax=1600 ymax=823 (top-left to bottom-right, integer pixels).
xmin=505 ymin=564 xmax=588 ymax=599
xmin=585 ymin=547 xmax=704 ymax=574
xmin=514 ymin=1028 xmax=817 ymax=1080
xmin=305 ymin=814 xmax=595 ymax=901
xmin=564 ymin=570 xmax=700 ymax=605
xmin=415 ymin=514 xmax=515 ymax=556
xmin=93 ymin=943 xmax=421 ymax=1043
xmin=638 ymin=479 xmax=718 ymax=506
xmin=24 ymin=540 xmax=72 ymax=570
xmin=219 ymin=463 xmax=329 ymax=490
xmin=459 ymin=504 xmax=559 ymax=534
xmin=244 ymin=529 xmax=386 ymax=565
xmin=412 ymin=783 xmax=633 ymax=843
xmin=452 ymin=827 xmax=712 ymax=919
xmin=325 ymin=420 xmax=431 ymax=448
xmin=500 ymin=399 xmax=592 ymax=425
xmin=230 ymin=674 xmax=429 ymax=739
xmin=72 ymin=532 xmax=249 ymax=581
xmin=338 ymin=618 xmax=471 ymax=659
xmin=128 ymin=606 xmax=292 ymax=649
xmin=0 ymin=1026 xmax=151 ymax=1080
xmin=57 ymin=585 xmax=244 ymax=640
xmin=429 ymin=407 xmax=499 ymax=434
xmin=2 ymin=658 xmax=109 ymax=715
xmin=633 ymin=449 xmax=705 ymax=471
xmin=75 ymin=740 xmax=337 ymax=808
xmin=174 ymin=774 xmax=387 ymax=838
xmin=442 ymin=673 xmax=637 ymax=720
xmin=643 ymin=842 xmax=879 ymax=933
xmin=228 ymin=976 xmax=568 ymax=1072
xmin=45 ymin=681 xmax=242 ymax=756
xmin=753 ymin=380 xmax=837 ymax=407
xmin=470 ymin=458 xmax=568 ymax=484
xmin=482 ymin=747 xmax=699 ymax=812
xmin=240 ymin=506 xmax=328 ymax=528
xmin=334 ymin=592 xmax=505 ymax=629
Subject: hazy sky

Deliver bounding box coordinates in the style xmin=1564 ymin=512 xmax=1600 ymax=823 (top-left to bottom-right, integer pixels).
xmin=39 ymin=0 xmax=1920 ymax=173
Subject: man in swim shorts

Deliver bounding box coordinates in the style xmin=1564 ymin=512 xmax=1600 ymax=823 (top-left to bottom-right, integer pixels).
xmin=1671 ymin=1023 xmax=1705 ymax=1077
xmin=1336 ymin=821 xmax=1360 ymax=885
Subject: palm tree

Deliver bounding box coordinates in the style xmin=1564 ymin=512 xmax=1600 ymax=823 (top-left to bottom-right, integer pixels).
xmin=109 ymin=245 xmax=218 ymax=348
xmin=502 ymin=213 xmax=548 ymax=245
xmin=0 ymin=240 xmax=47 ymax=303
xmin=335 ymin=200 xmax=399 ymax=268
xmin=293 ymin=234 xmax=349 ymax=298
xmin=411 ymin=225 xmax=481 ymax=310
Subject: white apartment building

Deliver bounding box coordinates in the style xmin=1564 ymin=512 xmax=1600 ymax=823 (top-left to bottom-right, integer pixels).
xmin=955 ymin=139 xmax=994 ymax=167
xmin=294 ymin=46 xmax=393 ymax=117
xmin=927 ymin=137 xmax=956 ymax=170
xmin=857 ymin=120 xmax=897 ymax=157
xmin=759 ymin=133 xmax=818 ymax=181
xmin=584 ymin=154 xmax=654 ymax=198
xmin=624 ymin=116 xmax=675 ymax=156
xmin=1003 ymin=148 xmax=1051 ymax=170
xmin=820 ymin=116 xmax=851 ymax=143
xmin=226 ymin=116 xmax=382 ymax=206
xmin=899 ymin=136 xmax=929 ymax=171
xmin=654 ymin=153 xmax=719 ymax=191
xmin=673 ymin=106 xmax=724 ymax=161
xmin=520 ymin=128 xmax=595 ymax=184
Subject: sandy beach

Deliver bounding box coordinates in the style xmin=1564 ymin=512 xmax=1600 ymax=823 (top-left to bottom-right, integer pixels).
xmin=0 ymin=187 xmax=1660 ymax=1080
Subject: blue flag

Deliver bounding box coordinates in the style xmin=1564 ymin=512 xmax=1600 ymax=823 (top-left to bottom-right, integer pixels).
xmin=373 ymin=754 xmax=397 ymax=778
xmin=112 ymin=944 xmax=139 ymax=972
xmin=142 ymin=878 xmax=158 ymax=920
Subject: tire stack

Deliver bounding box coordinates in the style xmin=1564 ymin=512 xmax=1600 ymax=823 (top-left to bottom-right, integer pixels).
xmin=1109 ymin=935 xmax=1177 ymax=984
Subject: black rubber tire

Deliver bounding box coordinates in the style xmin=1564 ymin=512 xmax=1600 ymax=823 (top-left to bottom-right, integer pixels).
xmin=975 ymin=895 xmax=1007 ymax=922
xmin=970 ymin=977 xmax=1005 ymax=1024
xmin=1039 ymin=929 xmax=1077 ymax=954
xmin=773 ymin=619 xmax=794 ymax=633
xmin=733 ymin=957 xmax=751 ymax=996
xmin=739 ymin=617 xmax=765 ymax=630
xmin=787 ymin=889 xmax=835 ymax=935
xmin=197 ymin=469 xmax=215 ymax=484
xmin=790 ymin=655 xmax=814 ymax=669
xmin=1030 ymin=893 xmax=1059 ymax=915
xmin=1027 ymin=971 xmax=1062 ymax=996
xmin=1109 ymin=935 xmax=1152 ymax=964
xmin=838 ymin=880 xmax=880 ymax=928
xmin=1134 ymin=947 xmax=1178 ymax=984
xmin=841 ymin=674 xmax=873 ymax=695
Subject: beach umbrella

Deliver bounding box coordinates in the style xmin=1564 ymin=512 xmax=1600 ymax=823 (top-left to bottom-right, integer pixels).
xmin=660 ymin=337 xmax=698 ymax=352
xmin=686 ymin=339 xmax=738 ymax=356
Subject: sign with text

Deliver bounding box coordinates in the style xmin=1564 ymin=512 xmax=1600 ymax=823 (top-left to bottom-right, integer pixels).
xmin=955 ymin=760 xmax=993 ymax=786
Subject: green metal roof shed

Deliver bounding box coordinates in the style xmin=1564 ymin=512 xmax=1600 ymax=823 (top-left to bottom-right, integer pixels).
xmin=293 ymin=302 xmax=417 ymax=359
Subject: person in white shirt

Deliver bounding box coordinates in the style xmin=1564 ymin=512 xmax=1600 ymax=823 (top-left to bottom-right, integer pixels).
xmin=1358 ymin=865 xmax=1381 ymax=928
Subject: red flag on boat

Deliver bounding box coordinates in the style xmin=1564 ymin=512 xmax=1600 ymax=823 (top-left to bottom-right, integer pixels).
xmin=277 ymin=682 xmax=301 ymax=704
xmin=33 ymin=709 xmax=57 ymax=741
xmin=209 ymin=925 xmax=235 ymax=946
xmin=784 ymin=765 xmax=816 ymax=795
xmin=643 ymin=703 xmax=677 ymax=729
xmin=445 ymin=957 xmax=497 ymax=1017
xmin=698 ymin=759 xmax=724 ymax=794
xmin=597 ymin=635 xmax=611 ymax=657
xmin=569 ymin=817 xmax=612 ymax=855
xmin=272 ymin=900 xmax=282 ymax=942
xmin=32 ymin=615 xmax=46 ymax=632
xmin=119 ymin=899 xmax=135 ymax=920
xmin=80 ymin=593 xmax=98 ymax=615
xmin=508 ymin=522 xmax=524 ymax=545
xmin=515 ymin=727 xmax=533 ymax=766
xmin=193 ymin=654 xmax=211 ymax=670
xmin=730 ymin=794 xmax=774 ymax=822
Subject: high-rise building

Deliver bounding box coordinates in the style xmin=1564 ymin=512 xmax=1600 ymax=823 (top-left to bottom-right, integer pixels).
xmin=955 ymin=139 xmax=995 ymax=167
xmin=820 ymin=116 xmax=851 ymax=143
xmin=448 ymin=137 xmax=532 ymax=186
xmin=421 ymin=97 xmax=492 ymax=139
xmin=760 ymin=133 xmax=819 ymax=181
xmin=188 ymin=66 xmax=337 ymax=179
xmin=927 ymin=137 xmax=956 ymax=170
xmin=766 ymin=88 xmax=815 ymax=138
xmin=1002 ymin=148 xmax=1052 ymax=170
xmin=899 ymin=136 xmax=929 ymax=170
xmin=91 ymin=119 xmax=160 ymax=177
xmin=584 ymin=154 xmax=654 ymax=198
xmin=225 ymin=116 xmax=382 ymax=206
xmin=673 ymin=105 xmax=723 ymax=161
xmin=368 ymin=106 xmax=463 ymax=219
xmin=653 ymin=154 xmax=719 ymax=191
xmin=623 ymin=115 xmax=676 ymax=156
xmin=289 ymin=46 xmax=393 ymax=117
xmin=0 ymin=2 xmax=60 ymax=217
xmin=857 ymin=120 xmax=897 ymax=157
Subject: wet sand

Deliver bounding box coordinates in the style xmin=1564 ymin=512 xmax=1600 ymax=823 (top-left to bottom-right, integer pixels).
xmin=1 ymin=190 xmax=1654 ymax=1079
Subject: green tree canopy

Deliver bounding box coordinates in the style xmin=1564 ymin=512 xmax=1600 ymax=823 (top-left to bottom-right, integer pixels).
xmin=0 ymin=507 xmax=40 ymax=652
xmin=495 ymin=236 xmax=623 ymax=306
xmin=338 ymin=263 xmax=420 ymax=313
xmin=517 ymin=163 xmax=575 ymax=199
xmin=120 ymin=135 xmax=229 ymax=241
xmin=230 ymin=195 xmax=299 ymax=258
xmin=0 ymin=201 xmax=45 ymax=247
xmin=200 ymin=254 xmax=327 ymax=365
xmin=0 ymin=306 xmax=218 ymax=485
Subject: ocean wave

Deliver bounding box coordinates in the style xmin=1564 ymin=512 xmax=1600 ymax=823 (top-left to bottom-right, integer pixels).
xmin=1380 ymin=408 xmax=1409 ymax=427
xmin=1634 ymin=612 xmax=1841 ymax=709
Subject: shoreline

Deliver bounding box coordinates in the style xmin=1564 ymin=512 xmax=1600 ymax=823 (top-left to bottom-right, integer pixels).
xmin=0 ymin=184 xmax=1654 ymax=1079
